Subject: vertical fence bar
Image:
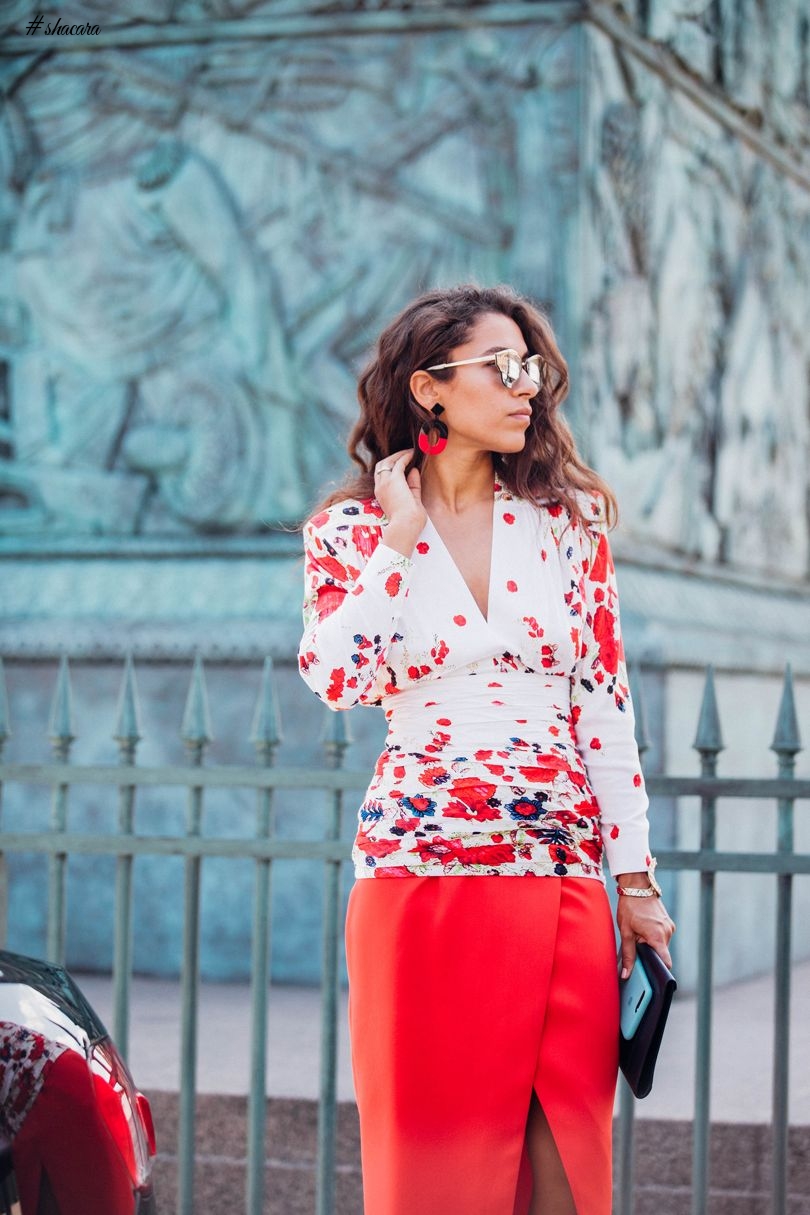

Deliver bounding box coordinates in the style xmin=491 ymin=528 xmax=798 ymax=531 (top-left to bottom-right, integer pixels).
xmin=246 ymin=658 xmax=282 ymax=1215
xmin=178 ymin=655 xmax=213 ymax=1215
xmin=46 ymin=656 xmax=75 ymax=965
xmin=0 ymin=657 xmax=10 ymax=948
xmin=770 ymin=665 xmax=801 ymax=1215
xmin=112 ymin=654 xmax=142 ymax=1060
xmin=691 ymin=667 xmax=723 ymax=1215
xmin=617 ymin=1079 xmax=635 ymax=1215
xmin=316 ymin=709 xmax=351 ymax=1215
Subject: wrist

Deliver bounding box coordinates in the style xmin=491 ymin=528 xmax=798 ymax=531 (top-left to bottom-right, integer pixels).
xmin=616 ymin=857 xmax=662 ymax=898
xmin=615 ymin=871 xmax=651 ymax=889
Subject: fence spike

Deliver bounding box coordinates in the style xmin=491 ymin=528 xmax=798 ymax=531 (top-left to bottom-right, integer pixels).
xmin=48 ymin=655 xmax=76 ymax=752
xmin=693 ymin=663 xmax=724 ymax=757
xmin=250 ymin=657 xmax=282 ymax=756
xmin=0 ymin=657 xmax=10 ymax=745
xmin=114 ymin=653 xmax=143 ymax=750
xmin=628 ymin=661 xmax=649 ymax=757
xmin=770 ymin=663 xmax=802 ymax=758
xmin=321 ymin=704 xmax=353 ymax=765
xmin=180 ymin=653 xmax=213 ymax=747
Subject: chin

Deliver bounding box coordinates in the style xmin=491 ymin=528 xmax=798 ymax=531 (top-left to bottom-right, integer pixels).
xmin=492 ymin=436 xmax=528 ymax=454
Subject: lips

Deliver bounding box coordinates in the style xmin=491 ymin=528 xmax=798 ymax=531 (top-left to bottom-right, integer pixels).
xmin=508 ymin=411 xmax=532 ymax=420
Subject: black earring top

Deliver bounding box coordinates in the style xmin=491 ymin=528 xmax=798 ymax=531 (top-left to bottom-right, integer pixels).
xmin=431 ymin=404 xmax=445 ymax=417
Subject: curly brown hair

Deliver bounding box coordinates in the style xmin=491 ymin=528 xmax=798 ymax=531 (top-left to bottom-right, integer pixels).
xmin=307 ymin=283 xmax=617 ymax=531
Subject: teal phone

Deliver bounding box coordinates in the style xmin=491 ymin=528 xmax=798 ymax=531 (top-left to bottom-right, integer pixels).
xmin=620 ymin=953 xmax=653 ymax=1039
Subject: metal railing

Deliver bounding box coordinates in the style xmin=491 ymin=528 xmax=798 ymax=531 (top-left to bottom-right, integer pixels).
xmin=0 ymin=653 xmax=807 ymax=1215
xmin=616 ymin=663 xmax=807 ymax=1215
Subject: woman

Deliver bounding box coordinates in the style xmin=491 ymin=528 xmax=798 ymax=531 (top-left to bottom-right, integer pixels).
xmin=298 ymin=284 xmax=674 ymax=1215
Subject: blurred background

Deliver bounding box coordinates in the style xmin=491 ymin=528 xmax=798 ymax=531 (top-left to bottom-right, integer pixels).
xmin=0 ymin=0 xmax=808 ymax=993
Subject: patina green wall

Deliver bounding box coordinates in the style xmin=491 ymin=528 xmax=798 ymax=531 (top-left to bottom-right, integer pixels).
xmin=1 ymin=1 xmax=581 ymax=545
xmin=1 ymin=0 xmax=809 ymax=983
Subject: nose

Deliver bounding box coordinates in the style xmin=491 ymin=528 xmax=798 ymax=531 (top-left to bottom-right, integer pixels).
xmin=511 ymin=367 xmax=537 ymax=397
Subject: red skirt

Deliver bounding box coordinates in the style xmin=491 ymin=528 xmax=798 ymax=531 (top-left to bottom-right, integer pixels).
xmin=345 ymin=875 xmax=619 ymax=1215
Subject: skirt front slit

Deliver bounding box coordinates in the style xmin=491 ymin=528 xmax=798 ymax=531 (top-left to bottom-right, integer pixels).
xmin=345 ymin=875 xmax=619 ymax=1215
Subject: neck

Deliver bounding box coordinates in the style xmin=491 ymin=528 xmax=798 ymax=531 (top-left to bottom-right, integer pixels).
xmin=420 ymin=453 xmax=497 ymax=515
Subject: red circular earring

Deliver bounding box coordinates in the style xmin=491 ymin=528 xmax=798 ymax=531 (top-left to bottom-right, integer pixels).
xmin=418 ymin=404 xmax=448 ymax=455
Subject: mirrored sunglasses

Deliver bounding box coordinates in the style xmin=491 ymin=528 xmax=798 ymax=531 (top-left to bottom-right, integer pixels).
xmin=426 ymin=348 xmax=559 ymax=391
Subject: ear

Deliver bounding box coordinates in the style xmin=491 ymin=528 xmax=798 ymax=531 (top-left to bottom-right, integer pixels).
xmin=409 ymin=369 xmax=441 ymax=409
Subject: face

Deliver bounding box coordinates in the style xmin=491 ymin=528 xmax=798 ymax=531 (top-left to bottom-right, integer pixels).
xmin=415 ymin=312 xmax=538 ymax=456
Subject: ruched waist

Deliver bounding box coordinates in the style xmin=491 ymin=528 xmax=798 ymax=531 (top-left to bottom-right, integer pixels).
xmin=381 ymin=669 xmax=574 ymax=753
xmin=353 ymin=667 xmax=606 ymax=883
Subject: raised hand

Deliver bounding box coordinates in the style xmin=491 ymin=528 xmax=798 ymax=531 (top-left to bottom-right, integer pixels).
xmin=373 ymin=448 xmax=427 ymax=557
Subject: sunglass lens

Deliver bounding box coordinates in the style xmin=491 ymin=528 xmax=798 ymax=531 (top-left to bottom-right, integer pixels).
xmin=545 ymin=362 xmax=563 ymax=391
xmin=495 ymin=350 xmax=520 ymax=388
xmin=525 ymin=356 xmax=544 ymax=389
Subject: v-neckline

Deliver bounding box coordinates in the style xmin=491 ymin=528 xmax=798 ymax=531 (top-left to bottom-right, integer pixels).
xmin=422 ymin=484 xmax=501 ymax=627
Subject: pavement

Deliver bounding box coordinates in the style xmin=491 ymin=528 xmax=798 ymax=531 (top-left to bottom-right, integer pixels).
xmin=77 ymin=959 xmax=810 ymax=1124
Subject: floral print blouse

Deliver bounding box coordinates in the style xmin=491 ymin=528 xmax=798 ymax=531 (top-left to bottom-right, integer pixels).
xmin=298 ymin=481 xmax=652 ymax=883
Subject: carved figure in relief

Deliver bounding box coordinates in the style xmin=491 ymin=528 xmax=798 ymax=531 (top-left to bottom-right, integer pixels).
xmin=4 ymin=52 xmax=289 ymax=533
xmin=2 ymin=27 xmax=566 ymax=536
xmin=583 ymin=36 xmax=810 ymax=575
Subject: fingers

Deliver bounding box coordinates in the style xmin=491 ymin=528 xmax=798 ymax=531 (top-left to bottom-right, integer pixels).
xmin=620 ymin=933 xmax=674 ymax=978
xmin=620 ymin=955 xmax=635 ymax=981
xmin=405 ymin=465 xmax=422 ymax=493
xmin=384 ymin=448 xmax=415 ymax=468
xmin=619 ymin=929 xmax=637 ymax=981
xmin=655 ymin=937 xmax=675 ymax=967
xmin=617 ymin=900 xmax=676 ymax=977
xmin=648 ymin=937 xmax=674 ymax=970
xmin=373 ymin=449 xmax=413 ymax=475
xmin=374 ymin=449 xmax=426 ymax=538
xmin=634 ymin=923 xmax=674 ymax=971
xmin=374 ymin=450 xmax=417 ymax=489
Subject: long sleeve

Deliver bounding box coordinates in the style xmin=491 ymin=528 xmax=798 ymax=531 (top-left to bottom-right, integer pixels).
xmin=298 ymin=503 xmax=414 ymax=710
xmin=569 ymin=495 xmax=652 ymax=877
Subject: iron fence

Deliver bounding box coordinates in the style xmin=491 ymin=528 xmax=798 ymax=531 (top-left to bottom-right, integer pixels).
xmin=0 ymin=653 xmax=807 ymax=1215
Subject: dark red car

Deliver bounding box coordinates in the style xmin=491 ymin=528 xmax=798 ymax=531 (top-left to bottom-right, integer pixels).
xmin=0 ymin=950 xmax=157 ymax=1214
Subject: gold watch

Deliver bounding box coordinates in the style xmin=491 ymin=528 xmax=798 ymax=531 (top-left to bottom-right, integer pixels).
xmin=616 ymin=857 xmax=663 ymax=898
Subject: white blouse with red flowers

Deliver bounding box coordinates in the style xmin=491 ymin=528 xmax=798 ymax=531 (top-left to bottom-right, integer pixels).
xmin=298 ymin=482 xmax=652 ymax=883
